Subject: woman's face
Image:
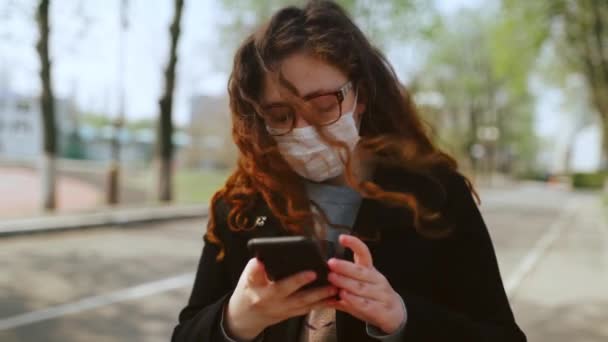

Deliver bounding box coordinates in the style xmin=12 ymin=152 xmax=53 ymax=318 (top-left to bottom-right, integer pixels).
xmin=260 ymin=51 xmax=365 ymax=131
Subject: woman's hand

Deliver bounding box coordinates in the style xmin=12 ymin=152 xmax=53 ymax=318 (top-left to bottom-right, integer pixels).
xmin=225 ymin=258 xmax=338 ymax=340
xmin=325 ymin=234 xmax=406 ymax=335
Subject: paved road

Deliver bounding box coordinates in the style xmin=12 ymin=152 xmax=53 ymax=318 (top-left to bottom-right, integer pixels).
xmin=0 ymin=182 xmax=606 ymax=341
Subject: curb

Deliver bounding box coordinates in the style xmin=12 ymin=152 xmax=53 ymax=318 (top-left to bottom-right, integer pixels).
xmin=0 ymin=204 xmax=209 ymax=238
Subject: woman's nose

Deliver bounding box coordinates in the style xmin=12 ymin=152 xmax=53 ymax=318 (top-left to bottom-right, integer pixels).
xmin=293 ymin=113 xmax=312 ymax=128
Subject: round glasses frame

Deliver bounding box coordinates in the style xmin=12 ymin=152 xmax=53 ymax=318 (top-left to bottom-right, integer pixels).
xmin=262 ymin=81 xmax=354 ymax=136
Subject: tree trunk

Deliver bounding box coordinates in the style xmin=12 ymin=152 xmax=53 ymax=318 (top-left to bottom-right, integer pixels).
xmin=589 ymin=85 xmax=608 ymax=170
xmin=589 ymin=0 xmax=608 ymax=170
xmin=601 ymin=113 xmax=608 ymax=170
xmin=41 ymin=152 xmax=56 ymax=210
xmin=157 ymin=0 xmax=184 ymax=202
xmin=36 ymin=0 xmax=57 ymax=210
xmin=467 ymin=104 xmax=482 ymax=177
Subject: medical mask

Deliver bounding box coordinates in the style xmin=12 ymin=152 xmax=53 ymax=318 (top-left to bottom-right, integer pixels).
xmin=273 ymin=90 xmax=360 ymax=182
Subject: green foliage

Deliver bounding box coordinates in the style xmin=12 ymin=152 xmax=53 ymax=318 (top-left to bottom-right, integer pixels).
xmin=174 ymin=168 xmax=231 ymax=203
xmin=490 ymin=8 xmax=538 ymax=98
xmin=571 ymin=172 xmax=607 ymax=190
xmin=126 ymin=118 xmax=155 ymax=131
xmin=333 ymin=0 xmax=436 ymax=45
xmin=78 ymin=113 xmax=155 ymax=132
xmin=417 ymin=8 xmax=539 ymax=172
xmin=515 ymin=169 xmax=550 ymax=182
xmin=218 ymin=0 xmax=428 ymax=39
xmin=215 ymin=0 xmax=438 ymax=68
xmin=499 ymin=1 xmax=566 ymax=87
xmin=79 ymin=112 xmax=113 ymax=128
xmin=127 ymin=167 xmax=231 ymax=204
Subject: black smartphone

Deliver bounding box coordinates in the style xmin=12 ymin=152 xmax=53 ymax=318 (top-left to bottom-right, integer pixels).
xmin=247 ymin=236 xmax=330 ymax=290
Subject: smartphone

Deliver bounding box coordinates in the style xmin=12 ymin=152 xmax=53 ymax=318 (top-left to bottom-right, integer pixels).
xmin=247 ymin=236 xmax=330 ymax=290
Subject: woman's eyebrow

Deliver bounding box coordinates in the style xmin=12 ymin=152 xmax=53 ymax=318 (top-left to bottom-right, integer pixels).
xmin=301 ymin=88 xmax=333 ymax=99
xmin=301 ymin=82 xmax=347 ymax=98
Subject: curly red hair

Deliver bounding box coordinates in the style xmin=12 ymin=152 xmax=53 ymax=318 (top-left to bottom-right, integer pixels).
xmin=206 ymin=0 xmax=475 ymax=260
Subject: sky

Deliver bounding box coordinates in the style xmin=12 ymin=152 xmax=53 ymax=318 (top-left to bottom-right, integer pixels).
xmin=2 ymin=0 xmax=224 ymax=124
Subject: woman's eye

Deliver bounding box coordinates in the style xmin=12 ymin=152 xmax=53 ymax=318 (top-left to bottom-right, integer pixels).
xmin=310 ymin=95 xmax=338 ymax=113
xmin=271 ymin=115 xmax=289 ymax=124
xmin=318 ymin=103 xmax=337 ymax=113
xmin=265 ymin=107 xmax=292 ymax=126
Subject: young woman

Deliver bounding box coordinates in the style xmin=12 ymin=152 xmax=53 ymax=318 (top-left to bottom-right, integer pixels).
xmin=172 ymin=1 xmax=526 ymax=341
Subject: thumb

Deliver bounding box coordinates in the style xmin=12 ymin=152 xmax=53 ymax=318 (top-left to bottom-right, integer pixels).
xmin=245 ymin=257 xmax=269 ymax=286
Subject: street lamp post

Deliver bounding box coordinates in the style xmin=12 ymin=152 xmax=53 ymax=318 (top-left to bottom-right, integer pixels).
xmin=476 ymin=125 xmax=500 ymax=186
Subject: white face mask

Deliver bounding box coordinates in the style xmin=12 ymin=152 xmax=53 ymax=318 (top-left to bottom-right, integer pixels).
xmin=272 ymin=90 xmax=360 ymax=182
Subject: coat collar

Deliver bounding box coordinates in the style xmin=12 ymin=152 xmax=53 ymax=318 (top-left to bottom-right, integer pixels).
xmin=246 ymin=164 xmax=448 ymax=241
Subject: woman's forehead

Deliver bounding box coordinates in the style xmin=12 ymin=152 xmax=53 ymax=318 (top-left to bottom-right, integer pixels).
xmin=261 ymin=52 xmax=348 ymax=105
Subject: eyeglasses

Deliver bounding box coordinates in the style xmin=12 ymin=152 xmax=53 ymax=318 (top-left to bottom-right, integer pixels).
xmin=261 ymin=81 xmax=354 ymax=136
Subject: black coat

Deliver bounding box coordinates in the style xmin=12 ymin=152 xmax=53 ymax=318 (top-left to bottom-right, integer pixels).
xmin=172 ymin=165 xmax=527 ymax=342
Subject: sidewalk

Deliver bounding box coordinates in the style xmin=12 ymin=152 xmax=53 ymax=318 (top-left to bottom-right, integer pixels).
xmin=510 ymin=192 xmax=608 ymax=342
xmin=0 ymin=167 xmax=102 ymax=218
xmin=0 ymin=204 xmax=208 ymax=237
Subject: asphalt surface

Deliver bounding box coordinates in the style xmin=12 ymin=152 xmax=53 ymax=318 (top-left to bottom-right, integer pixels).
xmin=0 ymin=182 xmax=606 ymax=341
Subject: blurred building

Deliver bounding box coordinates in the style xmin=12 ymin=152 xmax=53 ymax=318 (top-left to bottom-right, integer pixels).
xmin=77 ymin=124 xmax=152 ymax=164
xmin=184 ymin=95 xmax=237 ymax=169
xmin=0 ymin=87 xmax=191 ymax=166
xmin=0 ymin=88 xmax=75 ymax=161
xmin=77 ymin=124 xmax=190 ymax=165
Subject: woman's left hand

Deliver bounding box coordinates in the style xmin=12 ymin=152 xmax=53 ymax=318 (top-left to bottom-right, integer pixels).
xmin=324 ymin=234 xmax=406 ymax=335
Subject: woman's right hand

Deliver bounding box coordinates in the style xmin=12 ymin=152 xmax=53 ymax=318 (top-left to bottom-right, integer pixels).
xmin=224 ymin=257 xmax=338 ymax=340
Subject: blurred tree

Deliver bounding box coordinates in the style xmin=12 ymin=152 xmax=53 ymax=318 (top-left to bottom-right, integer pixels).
xmin=215 ymin=0 xmax=439 ymax=69
xmin=36 ymin=0 xmax=57 ymax=210
xmin=503 ymin=0 xmax=608 ymax=169
xmin=157 ymin=0 xmax=185 ymax=202
xmin=220 ymin=0 xmax=435 ymax=40
xmin=416 ymin=9 xmax=538 ymax=175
